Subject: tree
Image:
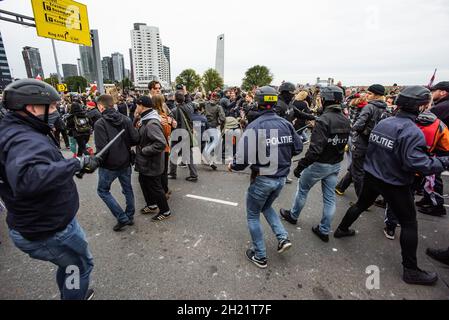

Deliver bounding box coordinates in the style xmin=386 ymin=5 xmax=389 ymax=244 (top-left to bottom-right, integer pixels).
xmin=202 ymin=69 xmax=224 ymax=93
xmin=65 ymin=76 xmax=88 ymax=93
xmin=120 ymin=78 xmax=133 ymax=91
xmin=44 ymin=76 xmax=59 ymax=89
xmin=241 ymin=65 xmax=273 ymax=91
xmin=175 ymin=69 xmax=201 ymax=93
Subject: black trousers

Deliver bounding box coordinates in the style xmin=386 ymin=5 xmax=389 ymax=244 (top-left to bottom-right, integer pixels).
xmin=55 ymin=129 xmax=70 ymax=149
xmin=336 ymin=170 xmax=352 ymax=192
xmin=161 ymin=152 xmax=169 ymax=194
xmin=75 ymin=135 xmax=90 ymax=157
xmin=138 ymin=174 xmax=170 ymax=214
xmin=338 ymin=172 xmax=418 ymax=269
xmin=350 ymin=153 xmax=365 ymax=197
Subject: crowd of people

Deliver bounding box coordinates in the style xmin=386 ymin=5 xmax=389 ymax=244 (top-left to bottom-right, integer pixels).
xmin=1 ymin=77 xmax=449 ymax=299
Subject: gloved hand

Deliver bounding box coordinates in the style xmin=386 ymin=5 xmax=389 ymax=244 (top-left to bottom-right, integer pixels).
xmin=294 ymin=164 xmax=305 ymax=178
xmin=77 ymin=155 xmax=100 ymax=174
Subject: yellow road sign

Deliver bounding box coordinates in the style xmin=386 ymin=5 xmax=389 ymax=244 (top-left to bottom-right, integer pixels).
xmin=57 ymin=83 xmax=68 ymax=92
xmin=31 ymin=0 xmax=91 ymax=46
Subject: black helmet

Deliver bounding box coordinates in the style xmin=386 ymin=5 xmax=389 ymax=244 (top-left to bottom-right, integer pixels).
xmin=395 ymin=86 xmax=431 ymax=114
xmin=279 ymin=82 xmax=296 ymax=94
xmin=255 ymin=86 xmax=278 ymax=110
xmin=320 ymin=86 xmax=344 ymax=103
xmin=2 ymin=79 xmax=60 ymax=111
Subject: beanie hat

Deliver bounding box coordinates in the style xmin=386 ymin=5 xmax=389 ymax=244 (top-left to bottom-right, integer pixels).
xmin=368 ymin=84 xmax=386 ymax=96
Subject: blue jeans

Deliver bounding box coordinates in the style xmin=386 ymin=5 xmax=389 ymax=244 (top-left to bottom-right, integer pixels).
xmin=9 ymin=219 xmax=94 ymax=300
xmin=291 ymin=162 xmax=341 ymax=235
xmin=246 ymin=176 xmax=289 ymax=259
xmin=97 ymin=166 xmax=135 ymax=223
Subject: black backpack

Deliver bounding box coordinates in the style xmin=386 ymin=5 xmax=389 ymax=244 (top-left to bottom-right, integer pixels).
xmin=74 ymin=115 xmax=92 ymax=134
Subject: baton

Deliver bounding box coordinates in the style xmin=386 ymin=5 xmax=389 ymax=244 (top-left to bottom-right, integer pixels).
xmin=76 ymin=129 xmax=126 ymax=179
xmin=296 ymin=123 xmax=313 ymax=134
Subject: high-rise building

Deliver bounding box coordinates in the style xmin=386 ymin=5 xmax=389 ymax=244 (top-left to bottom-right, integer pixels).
xmin=124 ymin=68 xmax=131 ymax=80
xmin=129 ymin=48 xmax=134 ymax=83
xmin=0 ymin=31 xmax=12 ymax=89
xmin=79 ymin=29 xmax=102 ymax=85
xmin=22 ymin=46 xmax=44 ymax=79
xmin=111 ymin=52 xmax=125 ymax=82
xmin=163 ymin=46 xmax=171 ymax=85
xmin=102 ymin=56 xmax=114 ymax=82
xmin=77 ymin=58 xmax=83 ymax=77
xmin=131 ymin=23 xmax=168 ymax=89
xmin=62 ymin=64 xmax=78 ymax=79
xmin=215 ymin=34 xmax=224 ymax=81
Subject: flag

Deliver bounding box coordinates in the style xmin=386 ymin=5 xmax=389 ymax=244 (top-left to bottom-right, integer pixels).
xmin=428 ymin=69 xmax=437 ymax=88
xmin=35 ymin=74 xmax=42 ymax=81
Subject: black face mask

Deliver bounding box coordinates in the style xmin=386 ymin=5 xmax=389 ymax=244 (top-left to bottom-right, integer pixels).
xmin=37 ymin=110 xmax=59 ymax=128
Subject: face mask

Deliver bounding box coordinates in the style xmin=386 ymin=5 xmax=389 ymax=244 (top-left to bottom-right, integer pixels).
xmin=37 ymin=111 xmax=59 ymax=128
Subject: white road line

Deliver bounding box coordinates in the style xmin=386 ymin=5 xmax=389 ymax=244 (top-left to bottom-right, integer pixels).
xmin=185 ymin=194 xmax=238 ymax=207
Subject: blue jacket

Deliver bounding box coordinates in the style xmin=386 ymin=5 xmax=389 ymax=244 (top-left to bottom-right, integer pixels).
xmin=0 ymin=112 xmax=81 ymax=240
xmin=364 ymin=111 xmax=446 ymax=186
xmin=231 ymin=111 xmax=303 ymax=178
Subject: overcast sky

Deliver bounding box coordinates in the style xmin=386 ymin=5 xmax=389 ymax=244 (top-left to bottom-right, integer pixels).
xmin=1 ymin=0 xmax=448 ymax=86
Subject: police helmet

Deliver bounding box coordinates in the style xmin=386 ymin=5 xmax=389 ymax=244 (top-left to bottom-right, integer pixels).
xmin=279 ymin=82 xmax=296 ymax=94
xmin=2 ymin=79 xmax=60 ymax=111
xmin=320 ymin=86 xmax=344 ymax=103
xmin=255 ymin=86 xmax=278 ymax=110
xmin=395 ymin=86 xmax=431 ymax=114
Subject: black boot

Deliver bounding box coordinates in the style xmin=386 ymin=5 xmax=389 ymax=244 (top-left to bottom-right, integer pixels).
xmin=418 ymin=205 xmax=447 ymax=217
xmin=403 ymin=267 xmax=438 ymax=285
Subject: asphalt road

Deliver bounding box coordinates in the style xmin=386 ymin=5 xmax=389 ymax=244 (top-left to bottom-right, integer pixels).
xmin=1 ymin=150 xmax=449 ymax=300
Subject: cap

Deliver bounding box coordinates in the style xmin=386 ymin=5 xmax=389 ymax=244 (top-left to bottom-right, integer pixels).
xmin=430 ymin=81 xmax=449 ymax=92
xmin=136 ymin=96 xmax=153 ymax=108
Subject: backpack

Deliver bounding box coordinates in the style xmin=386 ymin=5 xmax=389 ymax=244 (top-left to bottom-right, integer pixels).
xmin=74 ymin=115 xmax=92 ymax=134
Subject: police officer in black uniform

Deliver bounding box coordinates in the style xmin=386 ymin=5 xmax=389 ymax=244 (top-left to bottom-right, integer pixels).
xmin=334 ymin=86 xmax=449 ymax=285
xmin=228 ymin=86 xmax=303 ymax=269
xmin=0 ymin=79 xmax=99 ymax=299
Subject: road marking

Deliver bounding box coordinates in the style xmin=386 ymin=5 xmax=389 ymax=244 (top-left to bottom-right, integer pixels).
xmin=185 ymin=194 xmax=238 ymax=207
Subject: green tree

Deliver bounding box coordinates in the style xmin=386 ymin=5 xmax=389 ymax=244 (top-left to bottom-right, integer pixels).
xmin=241 ymin=65 xmax=273 ymax=91
xmin=175 ymin=69 xmax=201 ymax=93
xmin=202 ymin=69 xmax=224 ymax=93
xmin=65 ymin=76 xmax=88 ymax=93
xmin=120 ymin=78 xmax=133 ymax=90
xmin=44 ymin=76 xmax=59 ymax=89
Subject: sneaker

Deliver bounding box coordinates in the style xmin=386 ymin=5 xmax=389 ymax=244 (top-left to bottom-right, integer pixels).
xmin=403 ymin=267 xmax=438 ymax=286
xmin=179 ymin=162 xmax=187 ymax=168
xmin=277 ymin=239 xmax=292 ymax=253
xmin=374 ymin=199 xmax=386 ymax=209
xmin=418 ymin=205 xmax=447 ymax=217
xmin=113 ymin=220 xmax=132 ymax=232
xmin=152 ymin=212 xmax=171 ymax=222
xmin=426 ymin=248 xmax=449 ymax=266
xmin=312 ymin=225 xmax=329 ymax=243
xmin=127 ymin=219 xmax=135 ymax=226
xmin=141 ymin=206 xmax=159 ymax=215
xmin=185 ymin=176 xmax=198 ymax=182
xmin=245 ymin=249 xmax=267 ymax=269
xmin=334 ymin=227 xmax=356 ymax=239
xmin=210 ymin=164 xmax=218 ymax=171
xmin=335 ymin=188 xmax=345 ymax=196
xmin=279 ymin=209 xmax=298 ymax=225
xmin=383 ymin=227 xmax=395 ymax=240
xmin=168 ymin=175 xmax=177 ymax=180
xmin=285 ymin=177 xmax=293 ymax=184
xmin=85 ymin=289 xmax=95 ymax=300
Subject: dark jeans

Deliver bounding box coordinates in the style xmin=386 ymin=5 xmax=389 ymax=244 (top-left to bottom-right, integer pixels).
xmin=138 ymin=174 xmax=170 ymax=214
xmin=97 ymin=167 xmax=135 ymax=224
xmin=75 ymin=135 xmax=90 ymax=157
xmin=338 ymin=172 xmax=419 ymax=269
xmin=162 ymin=152 xmax=169 ymax=194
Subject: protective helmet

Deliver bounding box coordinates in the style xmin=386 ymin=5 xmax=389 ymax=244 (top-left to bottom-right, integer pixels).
xmin=279 ymin=82 xmax=296 ymax=94
xmin=2 ymin=79 xmax=60 ymax=111
xmin=320 ymin=86 xmax=344 ymax=103
xmin=255 ymin=86 xmax=278 ymax=110
xmin=395 ymin=86 xmax=431 ymax=114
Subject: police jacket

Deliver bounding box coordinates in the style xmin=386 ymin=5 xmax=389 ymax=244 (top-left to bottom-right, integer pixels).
xmin=364 ymin=111 xmax=447 ymax=186
xmin=231 ymin=110 xmax=303 ymax=178
xmin=352 ymin=100 xmax=387 ymax=154
xmin=0 ymin=112 xmax=81 ymax=241
xmin=296 ymin=105 xmax=350 ymax=171
xmin=94 ymin=108 xmax=140 ymax=171
xmin=431 ymin=96 xmax=449 ymax=128
xmin=276 ymin=99 xmax=316 ymax=126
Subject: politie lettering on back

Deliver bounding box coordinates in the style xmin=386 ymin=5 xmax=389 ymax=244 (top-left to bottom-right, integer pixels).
xmin=369 ymin=131 xmax=395 ymax=150
xmin=266 ymin=135 xmax=293 ymax=146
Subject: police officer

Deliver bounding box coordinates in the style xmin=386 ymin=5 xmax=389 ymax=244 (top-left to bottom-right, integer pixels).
xmin=280 ymin=86 xmax=351 ymax=242
xmin=0 ymin=79 xmax=99 ymax=299
xmin=334 ymin=86 xmax=449 ymax=286
xmin=228 ymin=86 xmax=303 ymax=269
xmin=276 ymin=82 xmax=316 ymax=125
